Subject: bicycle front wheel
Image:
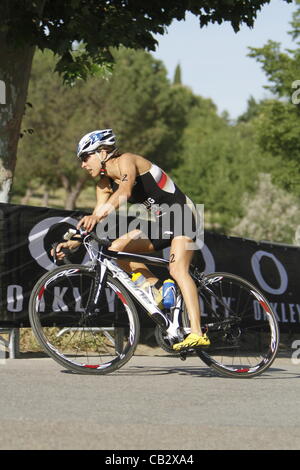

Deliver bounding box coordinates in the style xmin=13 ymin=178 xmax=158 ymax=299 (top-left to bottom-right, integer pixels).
xmin=29 ymin=264 xmax=140 ymax=374
xmin=183 ymin=272 xmax=279 ymax=378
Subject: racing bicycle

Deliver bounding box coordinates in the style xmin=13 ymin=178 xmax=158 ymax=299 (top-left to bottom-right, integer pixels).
xmin=29 ymin=228 xmax=280 ymax=378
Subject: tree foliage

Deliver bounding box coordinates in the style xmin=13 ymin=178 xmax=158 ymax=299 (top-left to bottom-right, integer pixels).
xmin=248 ymin=0 xmax=300 ymax=198
xmin=2 ymin=0 xmax=293 ymax=83
xmin=6 ymin=0 xmax=299 ymax=242
xmin=15 ymin=44 xmax=272 ymax=232
xmin=225 ymin=0 xmax=300 ymax=244
xmin=0 ymin=0 xmax=293 ymax=203
xmin=232 ymin=173 xmax=300 ymax=244
xmin=172 ymin=98 xmax=263 ymax=231
xmin=173 ymin=64 xmax=182 ymax=85
xmin=14 ymin=47 xmax=193 ymax=208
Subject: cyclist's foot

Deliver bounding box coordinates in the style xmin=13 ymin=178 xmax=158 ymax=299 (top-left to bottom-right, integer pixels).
xmin=173 ymin=333 xmax=210 ymax=351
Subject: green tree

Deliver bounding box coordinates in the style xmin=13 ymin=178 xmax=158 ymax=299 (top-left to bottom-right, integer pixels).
xmin=237 ymin=95 xmax=264 ymax=123
xmin=172 ymin=98 xmax=262 ymax=232
xmin=0 ymin=0 xmax=293 ymax=203
xmin=248 ymin=1 xmax=300 ymax=197
xmin=88 ymin=48 xmax=193 ymax=170
xmin=14 ymin=47 xmax=193 ymax=208
xmin=232 ymin=173 xmax=300 ymax=244
xmin=15 ymin=50 xmax=91 ymax=209
xmin=173 ymin=64 xmax=182 ymax=85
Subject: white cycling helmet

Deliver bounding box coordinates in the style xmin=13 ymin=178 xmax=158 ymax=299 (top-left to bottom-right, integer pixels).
xmin=77 ymin=129 xmax=116 ymax=160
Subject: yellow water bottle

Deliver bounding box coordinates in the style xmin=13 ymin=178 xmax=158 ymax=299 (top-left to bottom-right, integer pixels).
xmin=131 ymin=272 xmax=146 ymax=287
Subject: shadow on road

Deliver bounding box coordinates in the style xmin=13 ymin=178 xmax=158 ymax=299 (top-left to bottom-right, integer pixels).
xmin=59 ymin=360 xmax=300 ymax=380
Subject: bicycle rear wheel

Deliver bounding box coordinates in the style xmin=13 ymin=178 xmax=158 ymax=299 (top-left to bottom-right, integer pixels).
xmin=29 ymin=264 xmax=140 ymax=374
xmin=183 ymin=272 xmax=279 ymax=378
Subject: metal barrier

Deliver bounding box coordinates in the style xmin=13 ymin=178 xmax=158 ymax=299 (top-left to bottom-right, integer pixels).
xmin=0 ymin=328 xmax=20 ymax=358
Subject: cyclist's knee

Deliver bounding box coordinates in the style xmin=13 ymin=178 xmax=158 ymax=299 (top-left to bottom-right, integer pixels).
xmin=109 ymin=238 xmax=125 ymax=252
xmin=169 ymin=262 xmax=188 ymax=281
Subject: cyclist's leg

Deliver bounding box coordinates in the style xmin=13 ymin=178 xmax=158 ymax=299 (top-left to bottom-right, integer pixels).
xmin=109 ymin=229 xmax=159 ymax=284
xmin=169 ymin=236 xmax=210 ymax=349
xmin=169 ymin=237 xmax=202 ymax=335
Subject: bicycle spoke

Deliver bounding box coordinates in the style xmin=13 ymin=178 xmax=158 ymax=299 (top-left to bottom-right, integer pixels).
xmin=29 ymin=266 xmax=140 ymax=374
xmin=185 ymin=272 xmax=279 ymax=378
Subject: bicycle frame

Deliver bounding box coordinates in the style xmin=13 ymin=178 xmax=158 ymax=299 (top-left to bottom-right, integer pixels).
xmin=87 ymin=245 xmax=184 ymax=340
xmin=64 ymin=233 xmax=241 ymax=341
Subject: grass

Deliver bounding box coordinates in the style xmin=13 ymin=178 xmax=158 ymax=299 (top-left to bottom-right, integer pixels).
xmin=19 ymin=328 xmax=42 ymax=352
xmin=11 ymin=185 xmax=96 ymax=212
xmin=0 ymin=329 xmax=43 ymax=354
xmin=1 ymin=328 xmax=113 ymax=355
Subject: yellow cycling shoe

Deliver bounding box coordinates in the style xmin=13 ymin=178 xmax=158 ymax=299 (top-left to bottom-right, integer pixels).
xmin=173 ymin=333 xmax=210 ymax=351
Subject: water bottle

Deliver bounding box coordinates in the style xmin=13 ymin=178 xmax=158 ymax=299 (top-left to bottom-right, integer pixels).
xmin=131 ymin=272 xmax=147 ymax=287
xmin=162 ymin=279 xmax=176 ymax=308
xmin=132 ymin=273 xmax=163 ymax=307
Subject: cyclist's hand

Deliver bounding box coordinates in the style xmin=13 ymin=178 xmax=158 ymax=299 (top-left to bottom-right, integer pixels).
xmin=51 ymin=240 xmax=81 ymax=260
xmin=77 ymin=214 xmax=101 ymax=232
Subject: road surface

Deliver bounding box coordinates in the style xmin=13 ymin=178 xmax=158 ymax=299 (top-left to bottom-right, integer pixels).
xmin=0 ymin=353 xmax=300 ymax=450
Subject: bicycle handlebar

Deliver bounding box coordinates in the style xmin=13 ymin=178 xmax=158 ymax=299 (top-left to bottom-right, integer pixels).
xmin=63 ymin=227 xmax=112 ymax=248
xmin=52 ymin=227 xmax=112 ymax=265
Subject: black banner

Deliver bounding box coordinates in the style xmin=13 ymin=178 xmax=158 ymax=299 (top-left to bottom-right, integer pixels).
xmin=0 ymin=202 xmax=300 ymax=330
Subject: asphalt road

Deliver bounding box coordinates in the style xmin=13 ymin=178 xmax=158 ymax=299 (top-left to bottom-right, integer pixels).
xmin=1 ymin=353 xmax=300 ymax=450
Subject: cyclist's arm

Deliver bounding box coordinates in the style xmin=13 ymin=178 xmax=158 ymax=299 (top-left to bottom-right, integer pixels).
xmin=93 ymin=154 xmax=136 ymax=220
xmin=93 ymin=176 xmax=113 ymax=216
xmin=77 ymin=177 xmax=113 ymax=231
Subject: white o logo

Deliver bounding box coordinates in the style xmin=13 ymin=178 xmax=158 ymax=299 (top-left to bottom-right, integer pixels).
xmin=200 ymin=243 xmax=215 ymax=273
xmin=7 ymin=285 xmax=23 ymax=312
xmin=251 ymin=250 xmax=288 ymax=295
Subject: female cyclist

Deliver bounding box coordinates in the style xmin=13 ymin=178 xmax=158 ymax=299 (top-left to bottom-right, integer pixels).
xmin=54 ymin=129 xmax=210 ymax=351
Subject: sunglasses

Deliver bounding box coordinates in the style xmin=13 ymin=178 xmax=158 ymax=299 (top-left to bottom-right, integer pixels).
xmin=78 ymin=151 xmax=94 ymax=163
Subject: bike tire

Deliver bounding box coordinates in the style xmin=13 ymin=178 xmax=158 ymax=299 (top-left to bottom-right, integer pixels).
xmin=182 ymin=272 xmax=279 ymax=378
xmin=29 ymin=264 xmax=140 ymax=374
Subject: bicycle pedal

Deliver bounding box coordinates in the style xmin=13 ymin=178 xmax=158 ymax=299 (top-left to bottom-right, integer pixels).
xmin=179 ymin=351 xmax=187 ymax=361
xmin=178 ymin=346 xmax=198 ymax=354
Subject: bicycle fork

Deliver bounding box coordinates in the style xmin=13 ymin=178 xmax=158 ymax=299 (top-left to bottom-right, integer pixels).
xmin=83 ymin=261 xmax=109 ymax=318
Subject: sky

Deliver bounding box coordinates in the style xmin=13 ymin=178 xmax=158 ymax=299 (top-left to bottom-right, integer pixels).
xmin=152 ymin=0 xmax=298 ymax=120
